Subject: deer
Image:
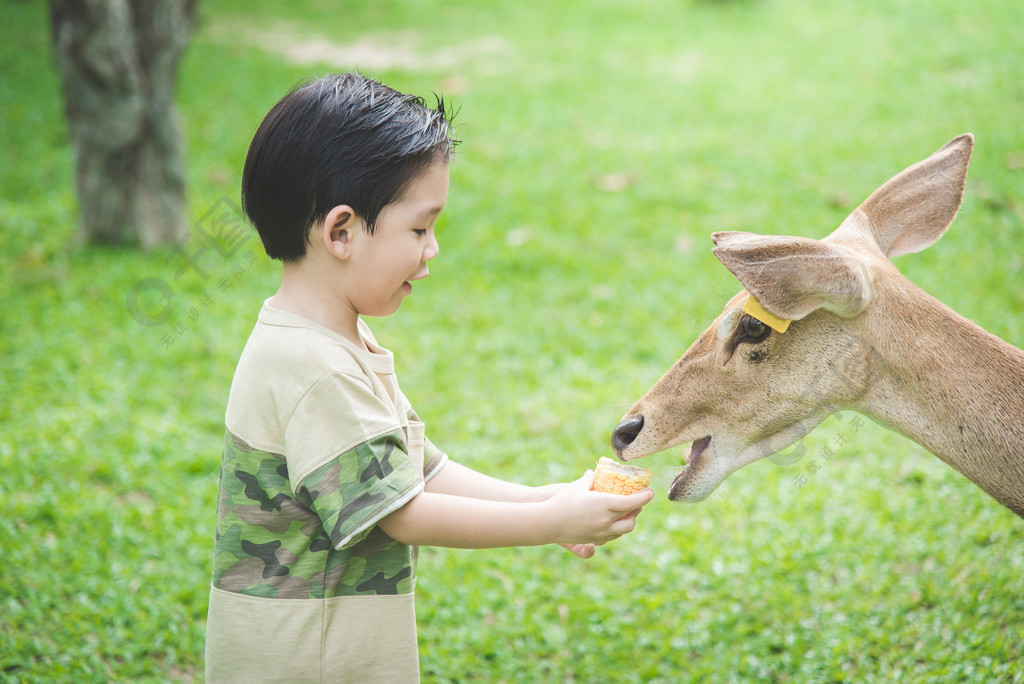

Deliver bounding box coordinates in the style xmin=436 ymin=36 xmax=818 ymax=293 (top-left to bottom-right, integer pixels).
xmin=611 ymin=134 xmax=1024 ymax=518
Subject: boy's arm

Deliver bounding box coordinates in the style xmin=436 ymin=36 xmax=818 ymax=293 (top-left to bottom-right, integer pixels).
xmin=425 ymin=459 xmax=560 ymax=502
xmin=378 ymin=471 xmax=652 ymax=550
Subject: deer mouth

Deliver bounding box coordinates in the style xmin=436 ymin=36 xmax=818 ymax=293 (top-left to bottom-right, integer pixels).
xmin=669 ymin=436 xmax=712 ymax=500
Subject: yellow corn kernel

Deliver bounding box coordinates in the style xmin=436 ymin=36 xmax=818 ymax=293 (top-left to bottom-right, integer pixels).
xmin=591 ymin=457 xmax=651 ymax=494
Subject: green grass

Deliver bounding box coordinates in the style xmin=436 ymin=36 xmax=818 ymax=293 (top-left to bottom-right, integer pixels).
xmin=2 ymin=0 xmax=1023 ymax=681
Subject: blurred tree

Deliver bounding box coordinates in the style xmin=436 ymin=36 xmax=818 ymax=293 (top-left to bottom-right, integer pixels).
xmin=49 ymin=0 xmax=197 ymax=247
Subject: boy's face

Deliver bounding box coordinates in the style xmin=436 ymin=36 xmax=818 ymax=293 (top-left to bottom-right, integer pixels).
xmin=347 ymin=161 xmax=449 ymax=317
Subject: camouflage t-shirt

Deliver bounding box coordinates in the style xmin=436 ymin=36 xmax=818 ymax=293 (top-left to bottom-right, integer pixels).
xmin=205 ymin=302 xmax=446 ymax=683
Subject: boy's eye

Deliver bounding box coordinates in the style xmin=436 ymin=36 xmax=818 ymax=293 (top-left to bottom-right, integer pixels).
xmin=413 ymin=229 xmax=427 ymax=236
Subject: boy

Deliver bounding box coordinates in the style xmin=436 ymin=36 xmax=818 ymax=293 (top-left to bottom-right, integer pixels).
xmin=205 ymin=72 xmax=653 ymax=683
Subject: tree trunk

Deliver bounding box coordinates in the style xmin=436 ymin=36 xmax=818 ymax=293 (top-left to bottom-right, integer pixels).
xmin=49 ymin=0 xmax=197 ymax=247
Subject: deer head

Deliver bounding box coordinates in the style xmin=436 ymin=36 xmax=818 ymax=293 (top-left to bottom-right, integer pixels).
xmin=612 ymin=134 xmax=975 ymax=502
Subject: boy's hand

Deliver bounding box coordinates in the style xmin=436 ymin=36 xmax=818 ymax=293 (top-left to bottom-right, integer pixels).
xmin=560 ymin=542 xmax=596 ymax=559
xmin=545 ymin=470 xmax=654 ymax=551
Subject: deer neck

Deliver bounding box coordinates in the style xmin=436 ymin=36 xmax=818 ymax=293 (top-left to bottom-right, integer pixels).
xmin=853 ymin=272 xmax=1024 ymax=517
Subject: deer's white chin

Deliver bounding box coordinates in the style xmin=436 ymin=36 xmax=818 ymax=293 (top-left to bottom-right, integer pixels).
xmin=668 ymin=416 xmax=828 ymax=502
xmin=668 ymin=436 xmax=718 ymax=501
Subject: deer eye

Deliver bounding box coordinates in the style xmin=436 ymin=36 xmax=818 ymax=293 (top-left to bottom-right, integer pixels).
xmin=738 ymin=315 xmax=771 ymax=343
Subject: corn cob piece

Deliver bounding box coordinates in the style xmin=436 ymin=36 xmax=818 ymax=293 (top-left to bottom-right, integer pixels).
xmin=592 ymin=457 xmax=651 ymax=494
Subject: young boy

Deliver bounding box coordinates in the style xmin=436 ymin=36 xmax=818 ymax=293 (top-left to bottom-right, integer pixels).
xmin=205 ymin=72 xmax=653 ymax=683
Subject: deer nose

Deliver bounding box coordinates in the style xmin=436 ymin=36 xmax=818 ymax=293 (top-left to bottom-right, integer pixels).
xmin=612 ymin=415 xmax=644 ymax=453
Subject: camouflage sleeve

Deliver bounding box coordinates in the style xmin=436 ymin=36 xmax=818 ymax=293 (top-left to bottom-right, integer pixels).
xmin=295 ymin=429 xmax=422 ymax=550
xmin=423 ymin=436 xmax=447 ymax=481
xmin=405 ymin=407 xmax=447 ymax=480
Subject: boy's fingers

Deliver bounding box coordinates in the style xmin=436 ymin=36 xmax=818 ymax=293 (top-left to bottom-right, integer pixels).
xmin=615 ymin=508 xmax=641 ymax=524
xmin=562 ymin=542 xmax=596 ymax=559
xmin=610 ymin=512 xmax=639 ymax=536
xmin=577 ymin=469 xmax=595 ymax=489
xmin=602 ymin=487 xmax=654 ymax=512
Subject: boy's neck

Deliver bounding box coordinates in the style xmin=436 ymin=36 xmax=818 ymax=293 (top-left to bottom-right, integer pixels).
xmin=271 ymin=263 xmax=367 ymax=350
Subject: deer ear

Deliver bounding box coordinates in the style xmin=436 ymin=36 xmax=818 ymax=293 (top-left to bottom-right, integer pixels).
xmin=830 ymin=134 xmax=973 ymax=258
xmin=712 ymin=231 xmax=870 ymax=320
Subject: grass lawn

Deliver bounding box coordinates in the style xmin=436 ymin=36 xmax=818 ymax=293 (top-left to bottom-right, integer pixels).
xmin=2 ymin=0 xmax=1023 ymax=681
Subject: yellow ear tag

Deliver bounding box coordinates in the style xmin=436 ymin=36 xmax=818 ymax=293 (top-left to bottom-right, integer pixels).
xmin=743 ymin=295 xmax=791 ymax=333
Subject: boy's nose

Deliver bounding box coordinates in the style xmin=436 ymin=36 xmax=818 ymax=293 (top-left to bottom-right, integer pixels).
xmin=425 ymin=235 xmax=439 ymax=261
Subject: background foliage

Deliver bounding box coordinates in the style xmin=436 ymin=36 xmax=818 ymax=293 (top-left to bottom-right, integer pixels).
xmin=2 ymin=0 xmax=1022 ymax=681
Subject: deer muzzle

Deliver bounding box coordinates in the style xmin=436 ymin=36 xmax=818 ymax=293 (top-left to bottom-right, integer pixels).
xmin=611 ymin=415 xmax=644 ymax=455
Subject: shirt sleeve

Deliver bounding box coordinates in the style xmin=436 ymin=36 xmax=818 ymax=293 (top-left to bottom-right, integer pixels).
xmin=296 ymin=429 xmax=422 ymax=550
xmin=285 ymin=371 xmax=406 ymax=486
xmin=404 ymin=407 xmax=447 ymax=481
xmin=286 ymin=372 xmax=424 ymax=549
xmin=423 ymin=437 xmax=447 ymax=481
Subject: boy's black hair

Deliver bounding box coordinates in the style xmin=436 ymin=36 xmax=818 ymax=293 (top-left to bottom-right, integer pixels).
xmin=241 ymin=72 xmax=458 ymax=261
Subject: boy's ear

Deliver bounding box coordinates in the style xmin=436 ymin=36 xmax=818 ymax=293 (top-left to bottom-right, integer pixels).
xmin=319 ymin=205 xmax=360 ymax=259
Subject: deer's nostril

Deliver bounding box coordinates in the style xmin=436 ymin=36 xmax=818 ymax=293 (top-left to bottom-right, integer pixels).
xmin=612 ymin=415 xmax=644 ymax=453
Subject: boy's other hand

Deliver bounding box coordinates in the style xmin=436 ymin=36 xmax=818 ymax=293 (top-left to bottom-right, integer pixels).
xmin=559 ymin=542 xmax=596 ymax=559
